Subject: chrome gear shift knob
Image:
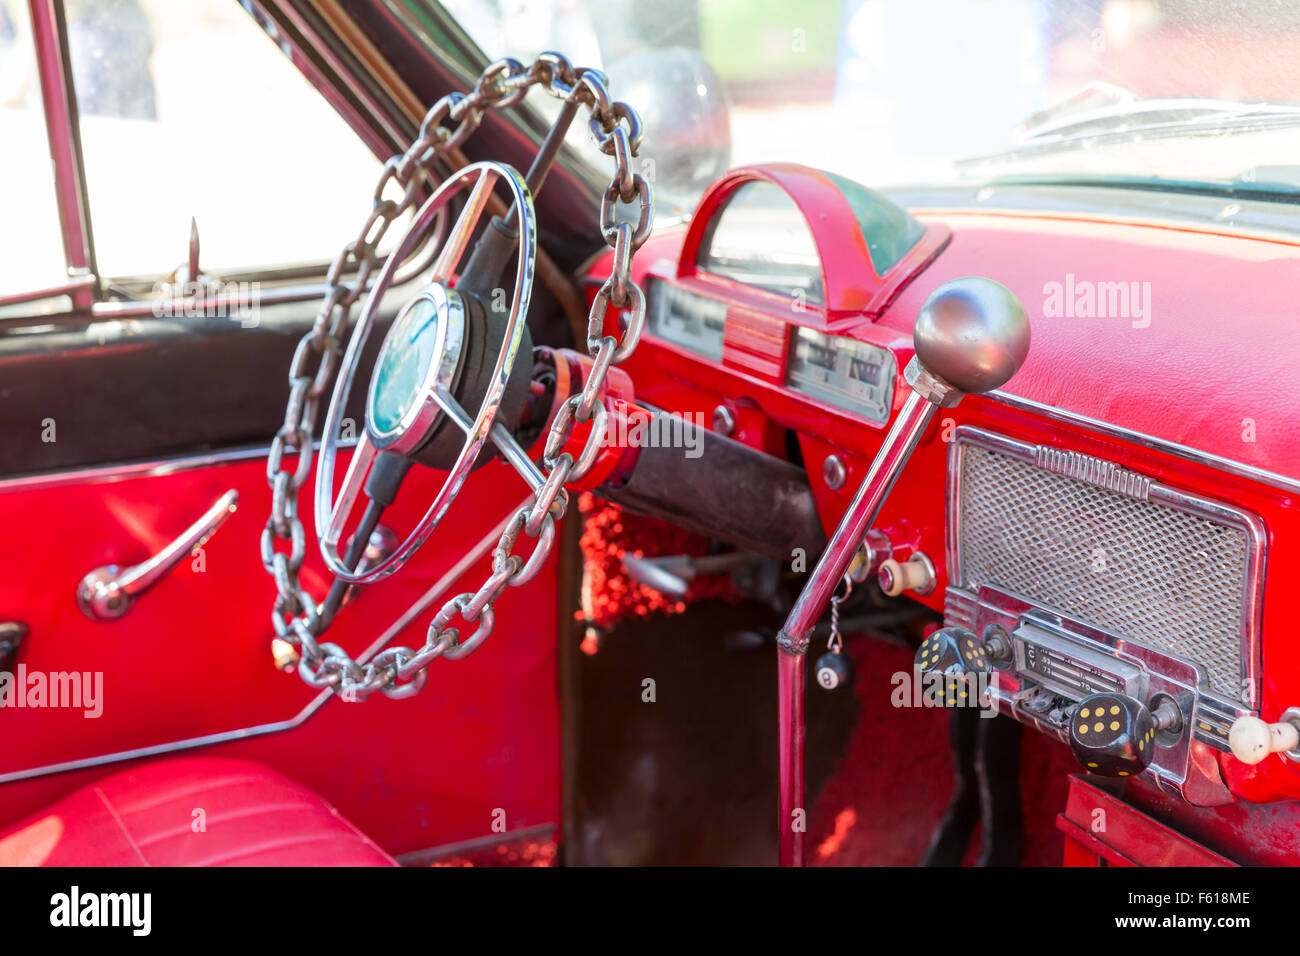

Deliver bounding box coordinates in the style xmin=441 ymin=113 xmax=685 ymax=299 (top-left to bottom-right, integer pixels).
xmin=907 ymin=277 xmax=1031 ymax=405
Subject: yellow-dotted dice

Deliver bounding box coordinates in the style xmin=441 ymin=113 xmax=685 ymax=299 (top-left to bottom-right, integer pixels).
xmin=1069 ymin=693 xmax=1157 ymax=778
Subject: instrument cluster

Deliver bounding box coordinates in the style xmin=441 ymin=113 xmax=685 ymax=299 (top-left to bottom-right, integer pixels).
xmin=786 ymin=327 xmax=895 ymax=424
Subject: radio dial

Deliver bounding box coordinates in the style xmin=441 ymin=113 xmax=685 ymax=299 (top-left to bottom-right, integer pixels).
xmin=1069 ymin=693 xmax=1181 ymax=778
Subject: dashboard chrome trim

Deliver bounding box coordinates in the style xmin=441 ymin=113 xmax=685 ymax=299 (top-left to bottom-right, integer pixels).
xmin=947 ymin=426 xmax=1266 ymax=710
xmin=1035 ymin=445 xmax=1151 ymax=500
xmin=988 ymin=389 xmax=1300 ymax=495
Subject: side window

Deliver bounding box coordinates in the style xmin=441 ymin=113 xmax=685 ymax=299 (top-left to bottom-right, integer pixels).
xmin=0 ymin=0 xmax=69 ymax=300
xmin=66 ymin=0 xmax=398 ymax=280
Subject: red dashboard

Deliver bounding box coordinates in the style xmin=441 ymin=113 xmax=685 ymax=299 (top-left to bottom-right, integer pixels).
xmin=587 ymin=162 xmax=1300 ymax=809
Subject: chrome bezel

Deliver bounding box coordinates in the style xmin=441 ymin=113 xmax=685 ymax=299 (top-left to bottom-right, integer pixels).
xmin=946 ymin=425 xmax=1267 ymax=711
xmin=364 ymin=285 xmax=466 ymax=455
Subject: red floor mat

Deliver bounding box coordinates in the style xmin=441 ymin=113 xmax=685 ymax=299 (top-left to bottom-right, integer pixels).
xmin=807 ymin=636 xmax=1077 ymax=866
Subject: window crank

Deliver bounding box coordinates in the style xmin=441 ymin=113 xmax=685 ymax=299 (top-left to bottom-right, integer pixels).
xmin=76 ymin=490 xmax=238 ymax=621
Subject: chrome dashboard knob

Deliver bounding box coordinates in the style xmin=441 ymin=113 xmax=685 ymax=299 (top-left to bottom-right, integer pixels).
xmin=909 ymin=277 xmax=1031 ymax=401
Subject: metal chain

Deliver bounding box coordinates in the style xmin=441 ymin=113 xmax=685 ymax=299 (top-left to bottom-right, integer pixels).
xmin=827 ymin=574 xmax=851 ymax=655
xmin=262 ymin=54 xmax=650 ymax=702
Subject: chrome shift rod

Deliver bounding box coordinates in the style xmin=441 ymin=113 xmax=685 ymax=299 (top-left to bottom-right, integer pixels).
xmin=775 ymin=276 xmax=1030 ymax=867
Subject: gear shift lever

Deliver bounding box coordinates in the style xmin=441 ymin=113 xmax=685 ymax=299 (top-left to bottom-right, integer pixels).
xmin=775 ymin=277 xmax=1029 ymax=866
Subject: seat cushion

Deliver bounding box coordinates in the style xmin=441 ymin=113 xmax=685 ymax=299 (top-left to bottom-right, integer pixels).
xmin=0 ymin=757 xmax=397 ymax=866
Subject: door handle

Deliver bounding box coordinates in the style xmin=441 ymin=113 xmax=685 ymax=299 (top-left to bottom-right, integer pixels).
xmin=77 ymin=490 xmax=239 ymax=621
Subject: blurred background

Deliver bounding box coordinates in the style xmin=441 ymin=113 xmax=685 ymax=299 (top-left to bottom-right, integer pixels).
xmin=5 ymin=0 xmax=1300 ymax=295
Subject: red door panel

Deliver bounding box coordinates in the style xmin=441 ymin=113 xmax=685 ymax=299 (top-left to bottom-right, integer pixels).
xmin=0 ymin=450 xmax=561 ymax=856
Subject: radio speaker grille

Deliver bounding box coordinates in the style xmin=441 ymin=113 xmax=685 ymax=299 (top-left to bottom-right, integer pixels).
xmin=955 ymin=440 xmax=1252 ymax=701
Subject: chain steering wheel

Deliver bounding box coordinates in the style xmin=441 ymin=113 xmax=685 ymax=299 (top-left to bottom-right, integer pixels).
xmin=316 ymin=161 xmax=537 ymax=586
xmin=261 ymin=54 xmax=651 ymax=701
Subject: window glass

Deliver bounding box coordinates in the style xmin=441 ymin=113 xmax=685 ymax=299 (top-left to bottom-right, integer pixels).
xmin=447 ymin=0 xmax=1300 ymax=220
xmin=67 ymin=0 xmax=397 ymax=279
xmin=701 ymin=181 xmax=823 ymax=304
xmin=0 ymin=0 xmax=69 ymax=297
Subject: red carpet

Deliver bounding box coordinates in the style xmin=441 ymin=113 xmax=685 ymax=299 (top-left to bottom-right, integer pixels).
xmin=807 ymin=636 xmax=1078 ymax=866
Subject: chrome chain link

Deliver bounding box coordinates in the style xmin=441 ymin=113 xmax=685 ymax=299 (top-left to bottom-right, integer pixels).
xmin=262 ymin=53 xmax=651 ymax=702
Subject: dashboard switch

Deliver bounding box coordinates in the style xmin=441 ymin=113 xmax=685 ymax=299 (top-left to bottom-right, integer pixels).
xmin=822 ymin=454 xmax=847 ymax=491
xmin=878 ymin=552 xmax=935 ymax=596
xmin=1228 ymin=713 xmax=1300 ymax=765
xmin=1070 ymin=693 xmax=1180 ymax=777
xmin=711 ymin=404 xmax=735 ymax=437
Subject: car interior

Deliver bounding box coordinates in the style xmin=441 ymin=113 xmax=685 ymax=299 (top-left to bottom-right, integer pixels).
xmin=1 ymin=0 xmax=1298 ymax=881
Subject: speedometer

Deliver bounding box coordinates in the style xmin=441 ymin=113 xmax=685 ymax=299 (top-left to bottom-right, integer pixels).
xmin=786 ymin=327 xmax=895 ymax=423
xmin=646 ymin=279 xmax=727 ymax=360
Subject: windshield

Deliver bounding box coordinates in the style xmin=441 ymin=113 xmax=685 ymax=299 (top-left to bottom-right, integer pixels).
xmin=443 ymin=0 xmax=1300 ymax=217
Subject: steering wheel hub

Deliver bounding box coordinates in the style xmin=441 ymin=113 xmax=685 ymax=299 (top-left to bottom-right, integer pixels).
xmin=366 ymin=285 xmax=466 ymax=456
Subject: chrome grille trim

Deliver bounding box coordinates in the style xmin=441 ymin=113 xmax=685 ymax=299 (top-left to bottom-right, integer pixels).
xmin=1193 ymin=694 xmax=1253 ymax=753
xmin=987 ymin=389 xmax=1300 ymax=496
xmin=1035 ymin=446 xmax=1151 ymax=500
xmin=947 ymin=426 xmax=1266 ymax=708
xmin=943 ymin=587 xmax=977 ymax=630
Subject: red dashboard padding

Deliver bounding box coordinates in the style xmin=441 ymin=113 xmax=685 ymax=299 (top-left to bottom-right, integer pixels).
xmin=0 ymin=757 xmax=396 ymax=866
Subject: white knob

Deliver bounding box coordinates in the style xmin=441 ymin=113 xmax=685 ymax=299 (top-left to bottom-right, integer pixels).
xmin=1228 ymin=715 xmax=1300 ymax=765
xmin=877 ymin=553 xmax=935 ymax=597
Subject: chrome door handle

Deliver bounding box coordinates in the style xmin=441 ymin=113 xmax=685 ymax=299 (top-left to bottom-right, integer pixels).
xmin=77 ymin=490 xmax=239 ymax=621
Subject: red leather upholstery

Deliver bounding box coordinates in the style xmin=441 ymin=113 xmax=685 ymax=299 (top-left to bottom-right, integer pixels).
xmin=0 ymin=757 xmax=397 ymax=866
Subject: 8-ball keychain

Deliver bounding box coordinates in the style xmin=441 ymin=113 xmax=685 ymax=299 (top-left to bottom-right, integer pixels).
xmin=814 ymin=573 xmax=854 ymax=691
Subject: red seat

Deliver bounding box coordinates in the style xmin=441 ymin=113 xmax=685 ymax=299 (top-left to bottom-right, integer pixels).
xmin=0 ymin=757 xmax=397 ymax=866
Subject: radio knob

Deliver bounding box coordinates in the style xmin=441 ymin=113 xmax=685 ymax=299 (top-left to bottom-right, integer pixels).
xmin=1228 ymin=714 xmax=1300 ymax=765
xmin=1069 ymin=693 xmax=1180 ymax=778
xmin=914 ymin=626 xmax=1009 ymax=706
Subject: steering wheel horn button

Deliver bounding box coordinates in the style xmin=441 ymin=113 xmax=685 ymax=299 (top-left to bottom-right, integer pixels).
xmin=366 ymin=285 xmax=467 ymax=456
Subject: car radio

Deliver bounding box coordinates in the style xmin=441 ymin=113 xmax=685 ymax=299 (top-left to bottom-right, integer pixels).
xmin=940 ymin=585 xmax=1244 ymax=806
